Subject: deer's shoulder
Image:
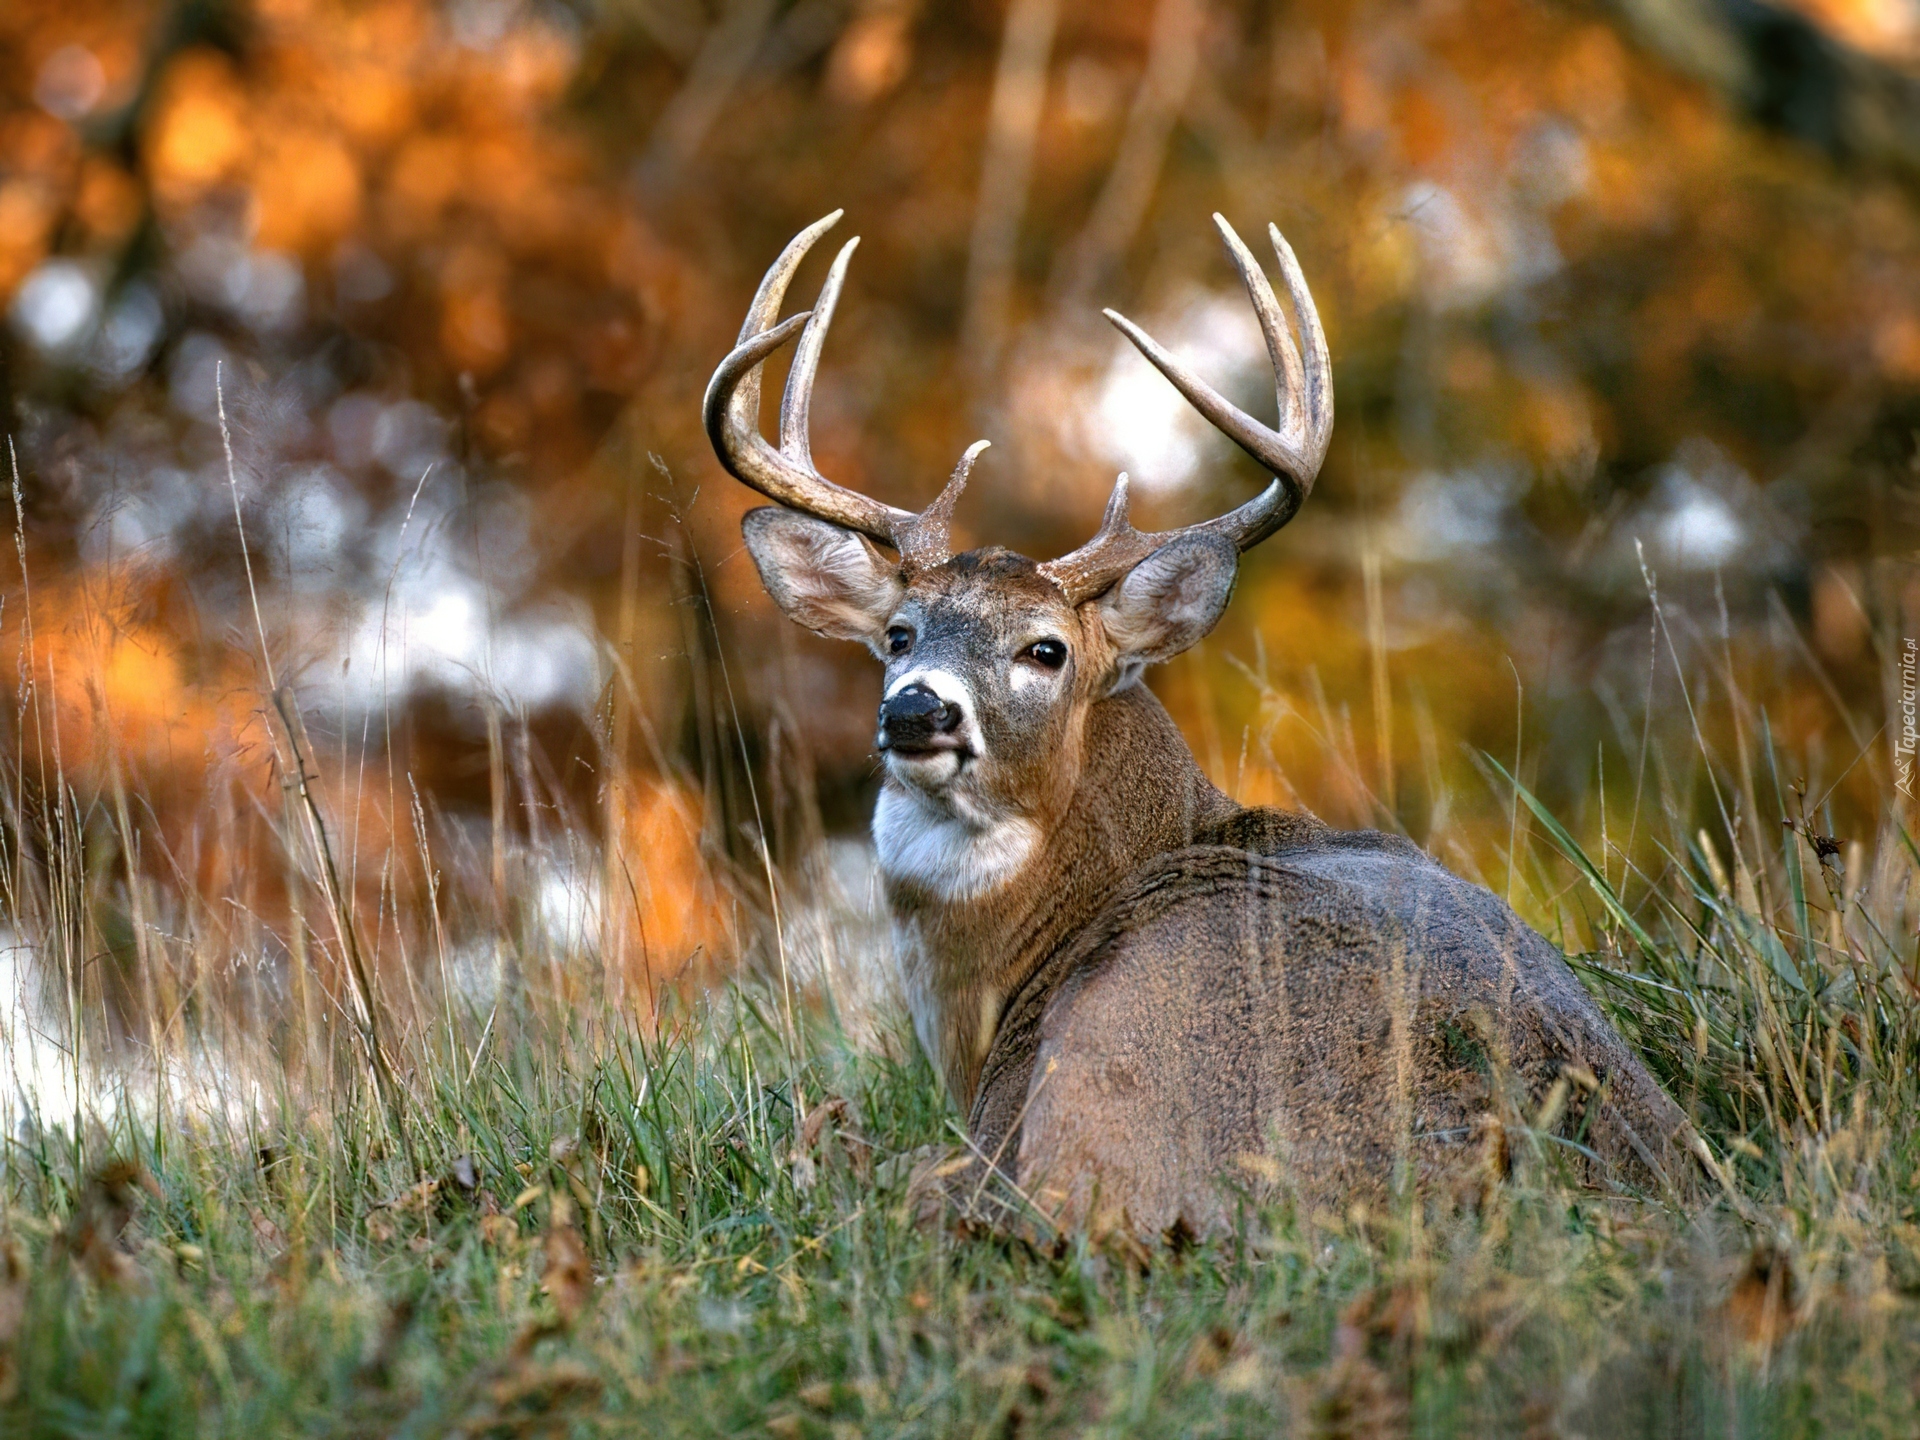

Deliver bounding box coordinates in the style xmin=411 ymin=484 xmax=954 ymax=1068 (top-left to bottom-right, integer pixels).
xmin=970 ymin=813 xmax=1436 ymax=1130
xmin=973 ymin=808 xmax=1604 ymax=1134
xmin=969 ymin=812 xmax=1696 ymax=1229
xmin=1039 ymin=810 xmax=1601 ymax=1039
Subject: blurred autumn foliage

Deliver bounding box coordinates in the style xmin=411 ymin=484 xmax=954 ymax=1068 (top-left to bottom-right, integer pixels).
xmin=1 ymin=0 xmax=1918 ymax=1010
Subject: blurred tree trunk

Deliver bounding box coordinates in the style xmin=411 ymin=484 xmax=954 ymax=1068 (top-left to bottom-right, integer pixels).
xmin=1602 ymin=0 xmax=1920 ymax=186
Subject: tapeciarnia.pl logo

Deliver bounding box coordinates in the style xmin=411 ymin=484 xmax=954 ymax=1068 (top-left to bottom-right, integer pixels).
xmin=1899 ymin=637 xmax=1917 ymax=798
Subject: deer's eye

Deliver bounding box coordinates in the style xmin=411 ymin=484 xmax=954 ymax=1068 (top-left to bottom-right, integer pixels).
xmin=1023 ymin=639 xmax=1067 ymax=670
xmin=885 ymin=626 xmax=913 ymax=656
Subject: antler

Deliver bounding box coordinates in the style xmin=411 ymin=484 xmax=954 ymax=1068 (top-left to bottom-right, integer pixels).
xmin=704 ymin=211 xmax=985 ymax=572
xmin=1038 ymin=214 xmax=1333 ymax=604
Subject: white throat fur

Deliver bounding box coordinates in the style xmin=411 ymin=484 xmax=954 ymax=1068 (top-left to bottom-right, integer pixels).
xmin=872 ymin=784 xmax=1038 ymax=903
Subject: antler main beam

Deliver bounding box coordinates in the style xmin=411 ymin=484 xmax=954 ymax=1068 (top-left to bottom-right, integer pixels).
xmin=703 ymin=211 xmax=982 ymax=570
xmin=1038 ymin=214 xmax=1333 ymax=604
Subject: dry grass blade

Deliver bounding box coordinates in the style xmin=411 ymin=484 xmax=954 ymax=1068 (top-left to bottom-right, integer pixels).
xmin=270 ymin=686 xmax=411 ymax=1155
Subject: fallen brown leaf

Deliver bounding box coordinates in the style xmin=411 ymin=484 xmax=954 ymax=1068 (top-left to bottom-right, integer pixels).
xmin=540 ymin=1215 xmax=592 ymax=1327
xmin=1724 ymin=1243 xmax=1804 ymax=1352
xmin=798 ymin=1096 xmax=848 ymax=1152
xmin=0 ymin=1233 xmax=27 ymax=1403
xmin=1184 ymin=1324 xmax=1239 ymax=1381
xmin=453 ymin=1357 xmax=603 ymax=1440
xmin=1310 ymin=1284 xmax=1422 ymax=1439
xmin=63 ymin=1161 xmax=159 ymax=1285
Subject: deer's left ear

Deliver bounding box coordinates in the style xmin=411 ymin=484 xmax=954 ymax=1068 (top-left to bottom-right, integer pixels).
xmin=1095 ymin=533 xmax=1238 ymax=687
xmin=742 ymin=507 xmax=904 ymax=648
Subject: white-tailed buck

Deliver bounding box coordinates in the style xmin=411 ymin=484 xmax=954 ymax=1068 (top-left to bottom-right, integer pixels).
xmin=706 ymin=210 xmax=1699 ymax=1241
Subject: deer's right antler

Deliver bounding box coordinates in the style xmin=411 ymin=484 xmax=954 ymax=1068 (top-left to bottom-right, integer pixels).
xmin=1038 ymin=215 xmax=1333 ymax=604
xmin=704 ymin=211 xmax=985 ymax=574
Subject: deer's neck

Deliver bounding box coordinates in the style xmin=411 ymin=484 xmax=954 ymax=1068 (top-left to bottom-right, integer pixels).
xmin=879 ymin=684 xmax=1237 ymax=1110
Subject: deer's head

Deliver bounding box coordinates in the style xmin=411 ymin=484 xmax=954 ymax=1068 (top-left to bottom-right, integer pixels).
xmin=706 ymin=212 xmax=1332 ymax=849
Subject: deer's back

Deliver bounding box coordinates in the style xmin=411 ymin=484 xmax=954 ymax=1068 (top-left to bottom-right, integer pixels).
xmin=970 ymin=814 xmax=1697 ymax=1239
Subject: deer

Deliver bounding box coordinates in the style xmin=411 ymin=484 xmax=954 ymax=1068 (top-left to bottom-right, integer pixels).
xmin=704 ymin=210 xmax=1701 ymax=1244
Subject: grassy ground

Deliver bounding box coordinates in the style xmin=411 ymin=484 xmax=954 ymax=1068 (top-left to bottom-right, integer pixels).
xmin=1 ymin=1007 xmax=1907 ymax=1440
xmin=1 ymin=532 xmax=1917 ymax=1435
xmin=4 ymin=763 xmax=1920 ymax=1438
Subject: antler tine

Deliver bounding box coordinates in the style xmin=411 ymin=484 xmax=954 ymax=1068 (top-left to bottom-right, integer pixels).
xmin=1039 ymin=215 xmax=1333 ymax=604
xmin=1268 ymin=222 xmax=1333 ymax=447
xmin=898 ymin=440 xmax=989 ymax=572
xmin=1221 ymin=215 xmax=1306 ymax=450
xmin=731 ymin=209 xmax=841 ymax=439
xmin=778 ymin=236 xmax=859 ymax=469
xmin=707 ymin=214 xmax=985 ymax=569
xmin=1036 ymin=473 xmax=1158 ymax=603
xmin=703 ymin=212 xmax=914 ymax=546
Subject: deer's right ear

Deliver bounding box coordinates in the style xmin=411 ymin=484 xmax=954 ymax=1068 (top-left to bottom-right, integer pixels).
xmin=1095 ymin=533 xmax=1238 ymax=688
xmin=742 ymin=507 xmax=904 ymax=647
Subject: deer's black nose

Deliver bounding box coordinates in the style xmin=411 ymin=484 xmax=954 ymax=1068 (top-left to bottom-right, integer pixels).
xmin=879 ymin=684 xmax=962 ymax=750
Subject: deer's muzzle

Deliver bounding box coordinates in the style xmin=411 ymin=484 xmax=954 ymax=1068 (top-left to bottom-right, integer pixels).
xmin=878 ymin=683 xmax=965 ymax=755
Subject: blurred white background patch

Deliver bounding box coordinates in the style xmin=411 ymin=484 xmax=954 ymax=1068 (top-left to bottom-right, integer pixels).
xmin=33 ymin=44 xmax=106 ymax=121
xmin=9 ymin=259 xmax=101 ymax=355
xmin=1067 ymin=288 xmax=1265 ymax=498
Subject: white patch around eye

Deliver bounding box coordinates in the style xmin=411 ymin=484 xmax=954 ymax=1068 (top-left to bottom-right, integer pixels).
xmin=873 ymin=785 xmax=1038 ymax=902
xmin=1009 ymin=663 xmax=1047 ymax=692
